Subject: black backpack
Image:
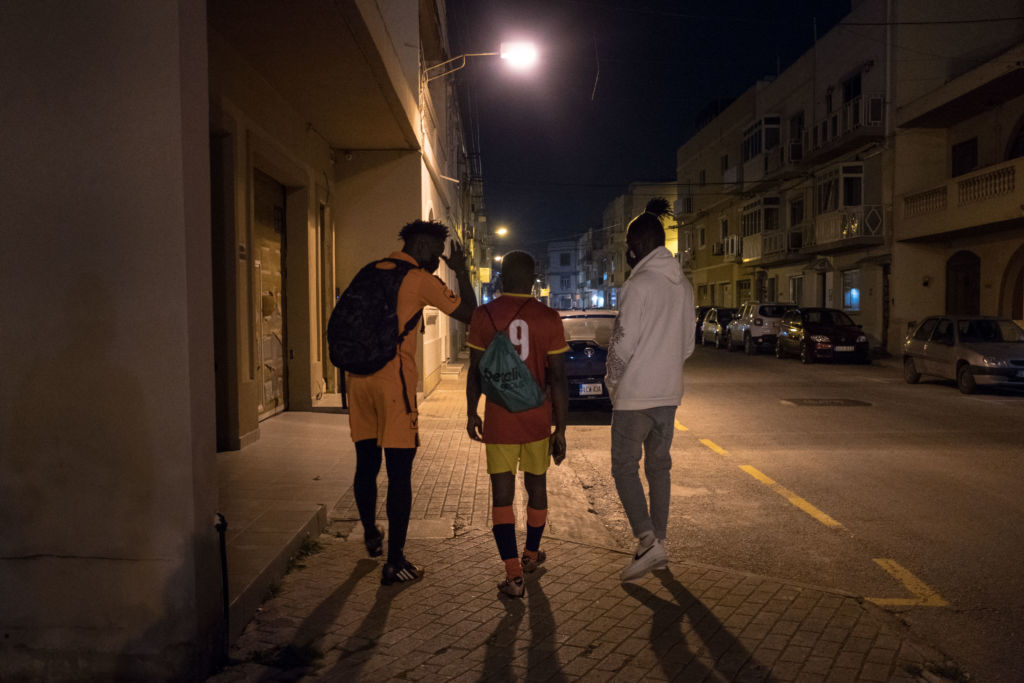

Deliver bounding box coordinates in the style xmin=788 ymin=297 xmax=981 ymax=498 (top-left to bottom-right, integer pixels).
xmin=327 ymin=258 xmax=421 ymax=376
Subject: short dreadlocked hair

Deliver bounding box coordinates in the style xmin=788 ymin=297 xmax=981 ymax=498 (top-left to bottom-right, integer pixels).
xmin=398 ymin=219 xmax=449 ymax=244
xmin=626 ymin=197 xmax=670 ymax=247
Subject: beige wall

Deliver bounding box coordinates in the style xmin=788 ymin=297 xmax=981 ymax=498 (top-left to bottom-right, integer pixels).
xmin=208 ymin=28 xmax=336 ymax=443
xmin=0 ymin=2 xmax=220 ymax=679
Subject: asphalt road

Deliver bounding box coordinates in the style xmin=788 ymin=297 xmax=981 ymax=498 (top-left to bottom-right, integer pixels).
xmin=565 ymin=344 xmax=1024 ymax=682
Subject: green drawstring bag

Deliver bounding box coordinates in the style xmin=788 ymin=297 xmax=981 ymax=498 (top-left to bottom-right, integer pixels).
xmin=479 ymin=303 xmax=547 ymax=413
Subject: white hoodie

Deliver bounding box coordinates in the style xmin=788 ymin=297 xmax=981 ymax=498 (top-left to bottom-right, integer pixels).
xmin=605 ymin=246 xmax=696 ymax=410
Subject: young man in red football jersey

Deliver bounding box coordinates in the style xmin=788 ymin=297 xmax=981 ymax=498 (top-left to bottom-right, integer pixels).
xmin=466 ymin=251 xmax=569 ymax=597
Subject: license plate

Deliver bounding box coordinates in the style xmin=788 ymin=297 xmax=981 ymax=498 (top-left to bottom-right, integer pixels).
xmin=836 ymin=345 xmax=855 ymax=352
xmin=578 ymin=383 xmax=603 ymax=396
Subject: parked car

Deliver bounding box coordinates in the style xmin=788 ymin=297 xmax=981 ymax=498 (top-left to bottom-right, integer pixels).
xmin=725 ymin=302 xmax=791 ymax=354
xmin=775 ymin=307 xmax=870 ymax=363
xmin=695 ymin=306 xmax=712 ymax=344
xmin=700 ymin=307 xmax=738 ymax=348
xmin=903 ymin=315 xmax=1024 ymax=393
xmin=559 ymin=311 xmax=618 ymax=402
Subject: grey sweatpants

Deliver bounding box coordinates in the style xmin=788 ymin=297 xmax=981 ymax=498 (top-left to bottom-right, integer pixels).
xmin=610 ymin=406 xmax=676 ymax=540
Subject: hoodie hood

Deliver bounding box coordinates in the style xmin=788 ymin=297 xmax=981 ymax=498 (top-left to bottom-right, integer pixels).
xmin=631 ymin=246 xmax=682 ymax=284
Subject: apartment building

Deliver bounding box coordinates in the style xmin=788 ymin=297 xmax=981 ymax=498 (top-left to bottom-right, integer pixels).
xmin=892 ymin=41 xmax=1024 ymax=337
xmin=598 ymin=182 xmax=679 ymax=308
xmin=676 ymin=0 xmax=1024 ymax=352
xmin=547 ymin=239 xmax=580 ymax=309
xmin=1 ymin=2 xmax=477 ymax=679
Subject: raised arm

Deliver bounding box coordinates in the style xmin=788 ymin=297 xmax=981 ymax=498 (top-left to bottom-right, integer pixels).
xmin=442 ymin=239 xmax=477 ymax=325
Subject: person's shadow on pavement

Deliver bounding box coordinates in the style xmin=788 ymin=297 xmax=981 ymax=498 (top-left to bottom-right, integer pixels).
xmin=480 ymin=590 xmax=526 ymax=682
xmin=525 ymin=569 xmax=568 ymax=682
xmin=322 ymin=571 xmax=420 ymax=680
xmin=255 ymin=558 xmax=378 ymax=681
xmin=622 ymin=568 xmax=776 ymax=682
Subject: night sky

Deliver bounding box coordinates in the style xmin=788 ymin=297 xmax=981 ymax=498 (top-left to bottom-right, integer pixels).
xmin=446 ymin=0 xmax=851 ymax=254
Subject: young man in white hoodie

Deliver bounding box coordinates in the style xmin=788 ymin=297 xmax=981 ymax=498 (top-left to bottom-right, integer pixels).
xmin=605 ymin=197 xmax=696 ymax=581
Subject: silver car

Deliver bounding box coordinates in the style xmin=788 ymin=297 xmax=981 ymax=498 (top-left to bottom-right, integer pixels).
xmin=725 ymin=302 xmax=790 ymax=354
xmin=903 ymin=315 xmax=1024 ymax=393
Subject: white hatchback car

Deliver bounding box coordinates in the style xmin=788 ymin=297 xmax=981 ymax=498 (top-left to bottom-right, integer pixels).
xmin=725 ymin=302 xmax=791 ymax=354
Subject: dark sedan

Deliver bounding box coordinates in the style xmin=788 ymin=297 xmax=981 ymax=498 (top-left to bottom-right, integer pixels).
xmin=559 ymin=311 xmax=617 ymax=402
xmin=775 ymin=307 xmax=870 ymax=363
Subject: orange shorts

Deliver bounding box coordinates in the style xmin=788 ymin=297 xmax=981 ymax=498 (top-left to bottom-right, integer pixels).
xmin=347 ymin=369 xmax=419 ymax=449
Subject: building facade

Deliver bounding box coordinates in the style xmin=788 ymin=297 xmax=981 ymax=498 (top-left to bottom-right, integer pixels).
xmin=1 ymin=1 xmax=479 ymax=679
xmin=675 ymin=0 xmax=1019 ymax=352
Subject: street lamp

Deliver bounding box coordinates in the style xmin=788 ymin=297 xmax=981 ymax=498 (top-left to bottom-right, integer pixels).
xmin=495 ymin=226 xmax=508 ymax=237
xmin=424 ymin=42 xmax=538 ymax=83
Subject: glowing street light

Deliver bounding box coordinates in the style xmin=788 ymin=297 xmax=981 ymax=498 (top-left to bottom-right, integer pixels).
xmin=423 ymin=42 xmax=538 ymax=83
xmin=500 ymin=42 xmax=538 ymax=70
xmin=495 ymin=226 xmax=508 ymax=237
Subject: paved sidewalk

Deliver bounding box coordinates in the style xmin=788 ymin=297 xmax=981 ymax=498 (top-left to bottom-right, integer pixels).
xmin=209 ymin=371 xmax=950 ymax=682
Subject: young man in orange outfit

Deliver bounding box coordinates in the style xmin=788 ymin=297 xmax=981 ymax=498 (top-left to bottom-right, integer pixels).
xmin=466 ymin=251 xmax=569 ymax=597
xmin=348 ymin=220 xmax=476 ymax=585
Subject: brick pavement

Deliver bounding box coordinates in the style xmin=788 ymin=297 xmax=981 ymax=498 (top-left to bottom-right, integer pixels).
xmin=208 ymin=527 xmax=939 ymax=682
xmin=208 ymin=373 xmax=949 ymax=682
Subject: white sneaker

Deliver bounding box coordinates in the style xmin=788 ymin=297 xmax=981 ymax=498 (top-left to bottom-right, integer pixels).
xmin=620 ymin=534 xmax=668 ymax=581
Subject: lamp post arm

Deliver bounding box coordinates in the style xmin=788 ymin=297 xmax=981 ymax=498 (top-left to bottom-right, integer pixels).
xmin=424 ymin=52 xmax=499 ymax=83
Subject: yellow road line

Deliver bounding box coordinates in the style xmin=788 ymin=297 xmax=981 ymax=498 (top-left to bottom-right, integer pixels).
xmin=699 ymin=438 xmax=728 ymax=455
xmin=674 ymin=420 xmax=689 ymax=431
xmin=868 ymin=558 xmax=949 ymax=607
xmin=739 ymin=465 xmax=845 ymax=529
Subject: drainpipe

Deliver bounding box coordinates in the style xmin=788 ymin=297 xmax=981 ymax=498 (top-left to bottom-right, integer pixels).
xmin=215 ymin=513 xmax=230 ymax=659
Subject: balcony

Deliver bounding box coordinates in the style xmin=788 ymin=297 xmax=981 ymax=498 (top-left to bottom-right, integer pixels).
xmin=804 ymin=205 xmax=884 ymax=253
xmin=898 ymin=159 xmax=1022 ymax=241
xmin=742 ymin=228 xmax=807 ymax=265
xmin=804 ymin=94 xmax=884 ymax=164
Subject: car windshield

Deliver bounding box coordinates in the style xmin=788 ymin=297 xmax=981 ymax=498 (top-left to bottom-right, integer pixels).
xmin=957 ymin=319 xmax=1024 ymax=343
xmin=806 ymin=310 xmax=855 ymax=326
xmin=717 ymin=309 xmax=737 ymax=322
xmin=759 ymin=305 xmax=789 ymax=317
xmin=562 ymin=316 xmax=616 ymax=346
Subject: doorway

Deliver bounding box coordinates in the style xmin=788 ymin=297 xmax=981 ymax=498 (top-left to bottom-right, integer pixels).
xmin=254 ymin=170 xmax=287 ymax=420
xmin=946 ymin=250 xmax=980 ymax=315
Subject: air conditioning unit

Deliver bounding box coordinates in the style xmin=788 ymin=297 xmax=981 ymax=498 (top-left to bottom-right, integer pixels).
xmin=711 ymin=242 xmax=724 ymax=256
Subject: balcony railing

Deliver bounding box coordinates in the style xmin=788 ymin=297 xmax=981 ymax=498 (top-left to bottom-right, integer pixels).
xmin=899 ymin=159 xmax=1021 ymax=240
xmin=903 ymin=187 xmax=947 ymax=218
xmin=742 ymin=234 xmax=762 ymax=262
xmin=959 ymin=164 xmax=1015 ymax=205
xmin=814 ymin=205 xmax=884 ymax=246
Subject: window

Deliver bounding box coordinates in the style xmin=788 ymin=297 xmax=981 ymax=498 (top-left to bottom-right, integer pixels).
xmin=764 ymin=116 xmax=781 ymax=150
xmin=842 ymin=73 xmax=861 ymax=103
xmin=698 ymin=226 xmax=707 ymax=248
xmin=816 ymin=169 xmax=839 ymax=213
xmin=741 ymin=201 xmax=762 ymax=237
xmin=789 ymin=197 xmax=804 ymax=227
xmin=720 ymin=219 xmax=729 ymax=242
xmin=842 ymin=165 xmax=863 ymax=206
xmin=742 ymin=122 xmax=762 ymax=162
xmin=952 ymin=138 xmax=978 ymax=177
xmin=742 ymin=117 xmax=780 ymax=161
xmin=720 ymin=154 xmax=729 ymax=172
xmin=913 ymin=318 xmax=938 ymax=341
xmin=842 ymin=269 xmax=861 ymax=312
xmin=699 ymin=169 xmax=707 ymax=186
xmin=790 ymin=275 xmax=803 ymax=305
xmin=737 ymin=278 xmax=752 ymax=302
xmin=559 ymin=252 xmax=571 ymax=266
xmin=560 ymin=275 xmax=571 ymax=290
